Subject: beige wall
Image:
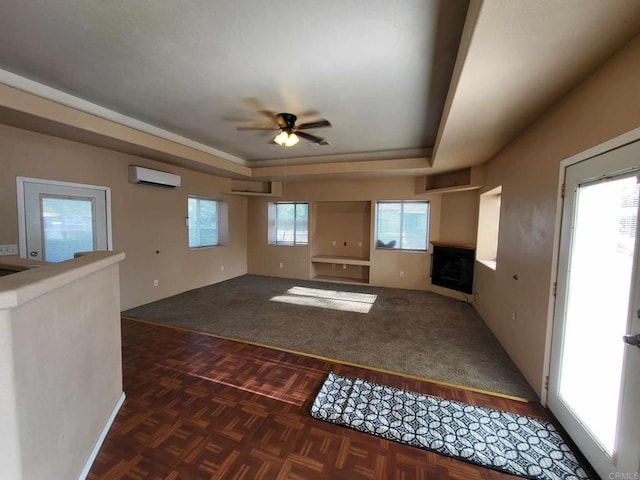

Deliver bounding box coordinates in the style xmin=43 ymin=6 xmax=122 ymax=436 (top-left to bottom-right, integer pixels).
xmin=0 ymin=124 xmax=248 ymax=310
xmin=474 ymin=34 xmax=640 ymax=397
xmin=0 ymin=309 xmax=20 ymax=479
xmin=247 ymin=176 xmax=479 ymax=295
xmin=0 ymin=252 xmax=124 ymax=480
xmin=438 ymin=189 xmax=480 ymax=245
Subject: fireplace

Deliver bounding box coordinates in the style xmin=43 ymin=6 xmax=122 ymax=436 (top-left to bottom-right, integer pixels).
xmin=430 ymin=244 xmax=475 ymax=294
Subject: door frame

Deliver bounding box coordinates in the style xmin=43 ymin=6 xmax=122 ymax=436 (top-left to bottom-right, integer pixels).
xmin=16 ymin=176 xmax=113 ymax=259
xmin=542 ymin=126 xmax=640 ymax=406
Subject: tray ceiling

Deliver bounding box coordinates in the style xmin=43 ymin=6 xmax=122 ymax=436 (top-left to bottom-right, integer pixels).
xmin=1 ymin=1 xmax=639 ymax=179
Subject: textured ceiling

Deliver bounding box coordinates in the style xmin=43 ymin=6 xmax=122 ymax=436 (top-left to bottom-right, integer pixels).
xmin=1 ymin=1 xmax=639 ymax=179
xmin=0 ymin=0 xmax=468 ymax=165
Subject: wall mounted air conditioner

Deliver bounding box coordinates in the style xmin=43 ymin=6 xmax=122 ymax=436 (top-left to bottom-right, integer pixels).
xmin=129 ymin=166 xmax=181 ymax=188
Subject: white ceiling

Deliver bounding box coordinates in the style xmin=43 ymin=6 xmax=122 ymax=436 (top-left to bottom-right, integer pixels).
xmin=0 ymin=0 xmax=467 ymax=165
xmin=0 ymin=1 xmax=639 ymax=179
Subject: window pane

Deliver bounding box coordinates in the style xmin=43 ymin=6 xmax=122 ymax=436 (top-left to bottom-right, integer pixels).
xmin=274 ymin=202 xmax=308 ymax=245
xmin=188 ymin=197 xmax=218 ymax=248
xmin=377 ymin=203 xmax=401 ymax=248
xmin=559 ymin=176 xmax=637 ymax=453
xmin=376 ymin=201 xmax=429 ymax=250
xmin=276 ymin=203 xmax=295 ymax=243
xmin=42 ymin=196 xmax=95 ymax=262
xmin=295 ymin=203 xmax=309 ymax=244
xmin=402 ymin=202 xmax=429 ymax=250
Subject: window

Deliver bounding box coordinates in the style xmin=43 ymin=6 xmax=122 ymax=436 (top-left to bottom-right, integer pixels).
xmin=376 ymin=201 xmax=429 ymax=250
xmin=476 ymin=186 xmax=502 ymax=269
xmin=188 ymin=196 xmax=218 ymax=248
xmin=274 ymin=202 xmax=308 ymax=245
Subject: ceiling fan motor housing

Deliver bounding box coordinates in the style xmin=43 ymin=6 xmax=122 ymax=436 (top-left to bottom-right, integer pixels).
xmin=278 ymin=113 xmax=297 ymax=129
xmin=237 ymin=111 xmax=330 ymax=145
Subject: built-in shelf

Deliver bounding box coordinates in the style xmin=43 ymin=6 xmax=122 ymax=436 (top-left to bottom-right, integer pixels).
xmin=311 ymin=201 xmax=372 ymax=285
xmin=311 ymin=255 xmax=370 ymax=266
xmin=229 ymin=180 xmax=282 ymax=196
xmin=415 ymin=166 xmax=484 ymax=194
xmin=312 ymin=275 xmax=370 ymax=285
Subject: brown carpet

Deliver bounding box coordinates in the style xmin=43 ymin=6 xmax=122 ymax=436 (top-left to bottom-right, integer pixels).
xmin=123 ymin=274 xmax=537 ymax=400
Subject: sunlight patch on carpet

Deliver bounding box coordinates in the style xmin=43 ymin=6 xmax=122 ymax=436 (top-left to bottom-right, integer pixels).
xmin=270 ymin=286 xmax=377 ymax=313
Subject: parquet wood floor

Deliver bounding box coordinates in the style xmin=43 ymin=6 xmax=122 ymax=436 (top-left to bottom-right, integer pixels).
xmin=87 ymin=319 xmax=566 ymax=479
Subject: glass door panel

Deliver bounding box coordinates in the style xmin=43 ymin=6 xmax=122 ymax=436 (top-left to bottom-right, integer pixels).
xmin=558 ymin=175 xmax=638 ymax=454
xmin=41 ymin=195 xmax=96 ymax=262
xmin=548 ymin=139 xmax=640 ymax=478
xmin=19 ymin=177 xmax=109 ymax=262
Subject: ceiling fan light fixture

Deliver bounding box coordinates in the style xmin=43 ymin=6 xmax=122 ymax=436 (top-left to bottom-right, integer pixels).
xmin=284 ymin=132 xmax=299 ymax=147
xmin=274 ymin=130 xmax=299 ymax=147
xmin=274 ymin=130 xmax=289 ymax=146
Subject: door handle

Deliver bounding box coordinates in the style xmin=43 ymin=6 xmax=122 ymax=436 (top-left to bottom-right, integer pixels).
xmin=622 ymin=334 xmax=640 ymax=348
xmin=29 ymin=251 xmax=38 ymax=257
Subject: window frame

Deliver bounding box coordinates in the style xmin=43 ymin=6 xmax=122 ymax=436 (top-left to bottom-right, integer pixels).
xmin=476 ymin=186 xmax=502 ymax=270
xmin=375 ymin=200 xmax=430 ymax=251
xmin=187 ymin=195 xmax=219 ymax=249
xmin=274 ymin=201 xmax=309 ymax=246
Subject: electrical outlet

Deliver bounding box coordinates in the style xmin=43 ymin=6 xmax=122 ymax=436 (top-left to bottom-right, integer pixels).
xmin=399 ymin=271 xmax=404 ymax=277
xmin=220 ymin=265 xmax=224 ymax=271
xmin=332 ymin=240 xmax=336 ymax=246
xmin=153 ymin=279 xmax=159 ymax=287
xmin=279 ymin=262 xmax=284 ymax=269
xmin=342 ymin=264 xmax=347 ymax=270
xmin=512 ymin=310 xmax=517 ymax=321
xmin=0 ymin=244 xmax=18 ymax=256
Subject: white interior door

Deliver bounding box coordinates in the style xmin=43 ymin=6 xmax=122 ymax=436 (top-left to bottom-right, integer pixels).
xmin=18 ymin=177 xmax=111 ymax=262
xmin=548 ymin=141 xmax=640 ymax=478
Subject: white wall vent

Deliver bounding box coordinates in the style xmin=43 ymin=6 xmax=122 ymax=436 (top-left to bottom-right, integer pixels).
xmin=128 ymin=166 xmax=181 ymax=188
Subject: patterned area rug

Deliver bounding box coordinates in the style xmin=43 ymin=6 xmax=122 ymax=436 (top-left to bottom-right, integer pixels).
xmin=311 ymin=372 xmax=589 ymax=480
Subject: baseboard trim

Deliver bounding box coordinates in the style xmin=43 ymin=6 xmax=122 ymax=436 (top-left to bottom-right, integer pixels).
xmin=122 ymin=316 xmax=531 ymax=403
xmin=78 ymin=391 xmax=126 ymax=480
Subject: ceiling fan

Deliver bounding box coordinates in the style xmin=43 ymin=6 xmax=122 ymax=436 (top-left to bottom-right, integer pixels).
xmin=237 ymin=112 xmax=331 ymax=147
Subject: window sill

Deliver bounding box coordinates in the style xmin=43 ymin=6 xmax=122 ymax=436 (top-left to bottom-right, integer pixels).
xmin=269 ymin=243 xmax=308 ymax=247
xmin=477 ymin=259 xmax=496 ymax=270
xmin=189 ymin=244 xmax=221 ymax=250
xmin=375 ymin=247 xmax=428 ymax=253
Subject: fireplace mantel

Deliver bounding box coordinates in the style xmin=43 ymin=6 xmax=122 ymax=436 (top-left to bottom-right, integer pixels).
xmin=430 ymin=241 xmax=476 ymax=250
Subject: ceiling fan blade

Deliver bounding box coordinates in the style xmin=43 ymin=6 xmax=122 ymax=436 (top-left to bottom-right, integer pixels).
xmin=236 ymin=126 xmax=278 ymax=131
xmin=256 ymin=110 xmax=287 ymax=127
xmin=297 ymin=119 xmax=332 ymax=130
xmin=296 ymin=130 xmax=329 ymax=145
xmin=297 ymin=109 xmax=320 ymax=118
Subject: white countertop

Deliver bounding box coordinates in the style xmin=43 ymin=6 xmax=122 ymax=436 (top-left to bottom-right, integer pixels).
xmin=0 ymin=251 xmax=126 ymax=310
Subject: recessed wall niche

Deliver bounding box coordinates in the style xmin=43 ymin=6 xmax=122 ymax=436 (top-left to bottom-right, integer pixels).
xmin=310 ymin=201 xmax=371 ymax=284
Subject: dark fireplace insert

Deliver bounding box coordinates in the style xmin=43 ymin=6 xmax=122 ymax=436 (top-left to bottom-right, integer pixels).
xmin=430 ymin=245 xmax=475 ymax=294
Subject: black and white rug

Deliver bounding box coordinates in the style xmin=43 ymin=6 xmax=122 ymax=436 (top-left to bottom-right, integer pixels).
xmin=311 ymin=372 xmax=589 ymax=480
